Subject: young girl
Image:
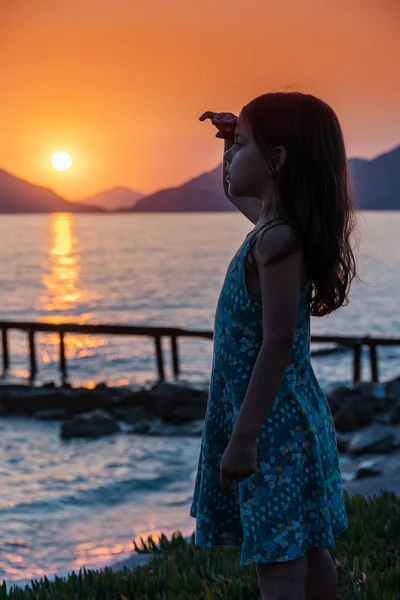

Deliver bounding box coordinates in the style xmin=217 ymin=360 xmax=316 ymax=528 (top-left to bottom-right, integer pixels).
xmin=189 ymin=92 xmax=357 ymax=600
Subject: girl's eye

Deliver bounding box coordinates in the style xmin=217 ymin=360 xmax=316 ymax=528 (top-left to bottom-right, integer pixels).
xmin=234 ymin=142 xmax=244 ymax=148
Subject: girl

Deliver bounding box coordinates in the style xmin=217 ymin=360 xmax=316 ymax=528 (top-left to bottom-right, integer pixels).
xmin=189 ymin=92 xmax=357 ymax=600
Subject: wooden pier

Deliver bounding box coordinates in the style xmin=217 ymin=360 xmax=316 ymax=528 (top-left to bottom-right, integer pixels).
xmin=0 ymin=320 xmax=399 ymax=385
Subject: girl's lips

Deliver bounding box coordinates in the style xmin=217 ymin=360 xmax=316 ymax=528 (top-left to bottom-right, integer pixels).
xmin=226 ymin=174 xmax=231 ymax=181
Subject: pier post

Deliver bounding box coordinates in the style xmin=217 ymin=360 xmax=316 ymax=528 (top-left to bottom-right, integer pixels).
xmin=353 ymin=343 xmax=362 ymax=384
xmin=154 ymin=336 xmax=165 ymax=381
xmin=28 ymin=329 xmax=37 ymax=380
xmin=1 ymin=327 xmax=9 ymax=372
xmin=369 ymin=343 xmax=379 ymax=382
xmin=171 ymin=335 xmax=180 ymax=379
xmin=59 ymin=332 xmax=67 ymax=382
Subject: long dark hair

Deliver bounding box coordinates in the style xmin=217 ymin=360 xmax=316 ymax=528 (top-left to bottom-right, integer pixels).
xmin=242 ymin=91 xmax=357 ymax=317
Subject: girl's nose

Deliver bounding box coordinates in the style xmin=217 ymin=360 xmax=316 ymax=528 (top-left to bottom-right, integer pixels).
xmin=224 ymin=149 xmax=232 ymax=162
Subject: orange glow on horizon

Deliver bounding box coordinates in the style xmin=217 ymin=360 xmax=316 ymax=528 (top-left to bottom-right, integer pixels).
xmin=1 ymin=0 xmax=399 ymax=200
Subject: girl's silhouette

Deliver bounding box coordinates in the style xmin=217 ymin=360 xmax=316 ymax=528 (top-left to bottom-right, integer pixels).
xmin=190 ymin=92 xmax=357 ymax=600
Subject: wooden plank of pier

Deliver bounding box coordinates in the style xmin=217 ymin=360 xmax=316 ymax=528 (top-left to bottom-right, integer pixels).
xmin=0 ymin=320 xmax=399 ymax=384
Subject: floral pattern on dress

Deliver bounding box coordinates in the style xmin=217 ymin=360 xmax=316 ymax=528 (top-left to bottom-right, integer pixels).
xmin=189 ymin=227 xmax=348 ymax=566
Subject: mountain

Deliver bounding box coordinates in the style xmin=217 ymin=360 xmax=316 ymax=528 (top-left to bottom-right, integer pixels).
xmin=0 ymin=169 xmax=104 ymax=213
xmin=124 ymin=165 xmax=232 ymax=212
xmin=348 ymin=145 xmax=400 ymax=210
xmin=78 ymin=186 xmax=144 ymax=211
xmin=123 ymin=145 xmax=400 ymax=212
xmin=1 ymin=144 xmax=399 ymax=214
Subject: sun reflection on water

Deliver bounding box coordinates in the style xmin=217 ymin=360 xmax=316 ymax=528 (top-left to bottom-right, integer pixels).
xmin=42 ymin=213 xmax=82 ymax=310
xmin=40 ymin=213 xmax=104 ymax=366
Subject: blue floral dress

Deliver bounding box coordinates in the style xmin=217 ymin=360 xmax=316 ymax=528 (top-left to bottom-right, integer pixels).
xmin=190 ymin=220 xmax=348 ymax=566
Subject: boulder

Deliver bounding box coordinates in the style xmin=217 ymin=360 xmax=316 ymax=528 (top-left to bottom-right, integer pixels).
xmin=129 ymin=418 xmax=204 ymax=437
xmin=336 ymin=432 xmax=351 ymax=453
xmin=334 ymin=409 xmax=358 ymax=433
xmin=385 ymin=376 xmax=400 ymax=403
xmin=118 ymin=383 xmax=208 ymax=424
xmin=60 ymin=409 xmax=121 ymax=440
xmin=148 ymin=382 xmax=207 ymax=400
xmin=0 ymin=387 xmax=115 ymax=416
xmin=348 ymin=425 xmax=398 ymax=456
xmin=130 ymin=420 xmax=153 ymax=435
xmin=113 ymin=406 xmax=154 ymax=424
xmin=329 ymin=385 xmax=376 ymax=431
xmin=390 ymin=404 xmax=400 ymax=425
xmin=355 ymin=458 xmax=383 ymax=480
xmin=34 ymin=409 xmax=68 ymax=421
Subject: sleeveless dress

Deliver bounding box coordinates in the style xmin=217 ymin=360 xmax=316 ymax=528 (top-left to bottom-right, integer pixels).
xmin=189 ymin=219 xmax=348 ymax=567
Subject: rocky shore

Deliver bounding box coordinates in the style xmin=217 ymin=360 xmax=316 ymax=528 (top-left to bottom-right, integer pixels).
xmin=1 ymin=377 xmax=400 ymax=494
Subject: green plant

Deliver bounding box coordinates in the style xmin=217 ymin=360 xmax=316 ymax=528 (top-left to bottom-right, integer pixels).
xmin=1 ymin=490 xmax=399 ymax=599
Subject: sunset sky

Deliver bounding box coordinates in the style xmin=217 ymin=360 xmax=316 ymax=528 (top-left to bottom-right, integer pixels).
xmin=2 ymin=0 xmax=399 ymax=200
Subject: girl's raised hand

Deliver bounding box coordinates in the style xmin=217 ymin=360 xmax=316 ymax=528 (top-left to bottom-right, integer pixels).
xmin=199 ymin=111 xmax=237 ymax=139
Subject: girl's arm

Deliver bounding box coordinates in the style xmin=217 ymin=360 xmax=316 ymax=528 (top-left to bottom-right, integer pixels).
xmin=231 ymin=225 xmax=303 ymax=442
xmin=223 ymin=140 xmax=261 ymax=225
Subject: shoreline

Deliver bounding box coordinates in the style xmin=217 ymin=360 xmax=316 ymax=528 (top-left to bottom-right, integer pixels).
xmin=4 ymin=455 xmax=400 ymax=589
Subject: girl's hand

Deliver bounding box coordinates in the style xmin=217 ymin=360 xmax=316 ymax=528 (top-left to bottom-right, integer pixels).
xmin=199 ymin=111 xmax=237 ymax=139
xmin=220 ymin=435 xmax=258 ymax=492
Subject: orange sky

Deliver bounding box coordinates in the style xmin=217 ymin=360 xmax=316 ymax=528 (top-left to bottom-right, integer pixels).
xmin=2 ymin=0 xmax=399 ymax=200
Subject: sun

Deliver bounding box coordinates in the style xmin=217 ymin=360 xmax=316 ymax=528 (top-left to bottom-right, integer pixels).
xmin=51 ymin=151 xmax=72 ymax=171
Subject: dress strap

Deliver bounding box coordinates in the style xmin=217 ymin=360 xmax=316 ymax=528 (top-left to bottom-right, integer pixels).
xmin=247 ymin=217 xmax=287 ymax=254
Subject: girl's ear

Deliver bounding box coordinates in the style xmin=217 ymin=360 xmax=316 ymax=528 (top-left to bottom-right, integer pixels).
xmin=275 ymin=146 xmax=287 ymax=171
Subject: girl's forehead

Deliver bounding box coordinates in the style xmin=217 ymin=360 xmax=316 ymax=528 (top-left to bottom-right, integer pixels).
xmin=236 ymin=114 xmax=252 ymax=136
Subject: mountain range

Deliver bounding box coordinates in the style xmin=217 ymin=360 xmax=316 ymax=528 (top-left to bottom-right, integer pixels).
xmin=1 ymin=145 xmax=399 ymax=213
xmin=0 ymin=169 xmax=104 ymax=213
xmin=78 ymin=186 xmax=144 ymax=210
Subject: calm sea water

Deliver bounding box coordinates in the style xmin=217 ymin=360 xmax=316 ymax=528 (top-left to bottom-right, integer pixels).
xmin=0 ymin=212 xmax=399 ymax=585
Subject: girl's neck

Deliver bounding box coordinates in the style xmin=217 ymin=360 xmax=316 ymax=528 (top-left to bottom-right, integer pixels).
xmin=257 ymin=193 xmax=281 ymax=226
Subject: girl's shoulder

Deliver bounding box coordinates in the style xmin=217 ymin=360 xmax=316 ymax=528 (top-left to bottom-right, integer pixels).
xmin=247 ymin=218 xmax=300 ymax=267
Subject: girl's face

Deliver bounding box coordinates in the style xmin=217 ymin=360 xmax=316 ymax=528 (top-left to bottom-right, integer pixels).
xmin=224 ymin=112 xmax=274 ymax=200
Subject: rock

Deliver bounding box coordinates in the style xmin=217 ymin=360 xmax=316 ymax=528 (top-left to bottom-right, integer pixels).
xmin=336 ymin=432 xmax=351 ymax=453
xmin=95 ymin=382 xmax=109 ymax=391
xmin=348 ymin=425 xmax=398 ymax=456
xmin=0 ymin=387 xmax=115 ymax=416
xmin=41 ymin=382 xmax=56 ymax=389
xmin=390 ymin=404 xmax=400 ymax=425
xmin=334 ymin=409 xmax=358 ymax=433
xmin=385 ymin=376 xmax=400 ymax=402
xmin=130 ymin=420 xmax=153 ymax=434
xmin=148 ymin=382 xmax=207 ymax=400
xmin=34 ymin=409 xmax=68 ymax=421
xmin=119 ymin=383 xmax=208 ymax=425
xmin=355 ymin=458 xmax=383 ymax=480
xmin=375 ymin=412 xmax=393 ymax=426
xmin=154 ymin=398 xmax=207 ymax=424
xmin=0 ymin=383 xmax=208 ymax=428
xmin=113 ymin=406 xmax=153 ymax=424
xmin=129 ymin=418 xmax=204 ymax=436
xmin=329 ymin=384 xmax=376 ymax=431
xmin=60 ymin=409 xmax=121 ymax=440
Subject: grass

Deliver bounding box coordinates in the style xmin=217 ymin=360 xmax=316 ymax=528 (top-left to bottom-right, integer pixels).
xmin=1 ymin=490 xmax=400 ymax=599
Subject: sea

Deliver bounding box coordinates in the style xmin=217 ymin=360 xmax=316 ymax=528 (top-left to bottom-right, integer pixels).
xmin=0 ymin=211 xmax=399 ymax=586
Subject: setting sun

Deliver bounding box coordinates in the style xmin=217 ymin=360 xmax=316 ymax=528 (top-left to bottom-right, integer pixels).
xmin=51 ymin=151 xmax=72 ymax=172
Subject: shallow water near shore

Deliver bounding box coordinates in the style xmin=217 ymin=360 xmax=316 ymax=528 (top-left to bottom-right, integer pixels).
xmin=1 ymin=211 xmax=400 ymax=585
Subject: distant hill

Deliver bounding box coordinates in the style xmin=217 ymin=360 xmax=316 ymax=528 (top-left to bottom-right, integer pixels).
xmin=123 ymin=145 xmax=400 ymax=212
xmin=1 ymin=144 xmax=399 ymax=214
xmin=348 ymin=145 xmax=400 ymax=210
xmin=0 ymin=169 xmax=104 ymax=213
xmin=78 ymin=186 xmax=144 ymax=211
xmin=123 ymin=166 xmax=232 ymax=212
